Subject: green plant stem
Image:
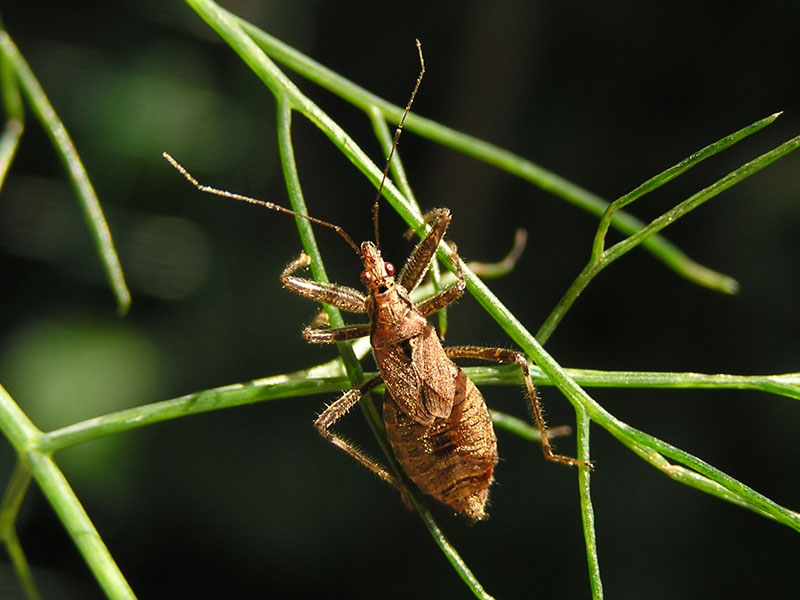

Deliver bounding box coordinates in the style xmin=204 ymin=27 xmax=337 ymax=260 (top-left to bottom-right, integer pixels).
xmin=275 ymin=93 xmax=398 ymax=468
xmin=604 ymin=132 xmax=800 ymax=266
xmin=490 ymin=411 xmax=571 ymax=442
xmin=0 ymin=30 xmax=130 ymax=315
xmin=275 ymin=85 xmax=494 ymax=598
xmin=4 ymin=527 xmax=40 ymax=600
xmin=233 ymin=14 xmax=739 ymax=295
xmin=0 ymin=38 xmax=24 ymax=188
xmin=0 ymin=461 xmax=32 ymax=542
xmin=33 ymin=362 xmax=800 ymax=541
xmin=0 ymin=26 xmax=24 ymax=121
xmin=455 ymin=258 xmax=800 ymax=530
xmin=193 ymin=9 xmax=800 ymax=535
xmin=0 ymin=383 xmax=42 ymax=453
xmin=368 ymin=106 xmax=448 ymax=337
xmin=538 ymin=128 xmax=800 ymax=343
xmin=591 ymin=113 xmax=780 ymax=261
xmin=416 ymin=505 xmax=496 ymax=600
xmin=0 ymin=116 xmax=22 ymax=188
xmin=34 ymin=361 xmax=800 ymax=529
xmin=26 ymin=453 xmax=135 ymax=599
xmin=0 ymin=384 xmax=134 ymax=598
xmin=0 ymin=461 xmax=41 ymax=600
xmin=576 ymin=406 xmax=602 ymax=600
xmin=37 ymin=366 xmax=800 ymax=453
xmin=181 ymin=4 xmax=494 ymax=596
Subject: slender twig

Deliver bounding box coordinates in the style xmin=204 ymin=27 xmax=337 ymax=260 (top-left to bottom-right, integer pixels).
xmin=0 ymin=31 xmax=131 ymax=314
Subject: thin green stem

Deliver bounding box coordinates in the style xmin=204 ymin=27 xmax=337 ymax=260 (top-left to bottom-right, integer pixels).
xmin=31 ymin=359 xmax=800 ymax=471
xmin=416 ymin=504 xmax=496 ymax=600
xmin=368 ymin=106 xmax=448 ymax=336
xmin=0 ymin=461 xmax=41 ymax=600
xmin=367 ymin=106 xmax=417 ymax=210
xmin=38 ymin=372 xmax=352 ymax=453
xmin=4 ymin=527 xmax=41 ymax=600
xmin=536 ymin=262 xmax=595 ymax=345
xmin=36 ymin=362 xmax=800 ymax=454
xmin=539 ymin=128 xmax=800 ymax=343
xmin=576 ymin=406 xmax=602 ymax=600
xmin=0 ymin=31 xmax=130 ymax=315
xmin=592 ymin=112 xmax=781 ymax=261
xmin=276 ymin=93 xmax=395 ymax=456
xmin=0 ymin=28 xmax=24 ymax=122
xmin=26 ymin=453 xmax=135 ymax=599
xmin=181 ymin=4 xmax=491 ymax=596
xmin=467 ymin=229 xmax=528 ymax=279
xmin=0 ymin=36 xmax=24 ymax=188
xmin=277 ymin=90 xmax=385 ymax=433
xmin=454 ymin=258 xmax=800 ymax=531
xmin=0 ymin=116 xmax=22 ymax=188
xmin=490 ymin=410 xmax=571 ymax=442
xmin=605 ymin=132 xmax=800 ymax=264
xmin=0 ymin=384 xmax=132 ymax=597
xmin=234 ymin=14 xmax=739 ymax=295
xmin=618 ymin=423 xmax=800 ymax=527
xmin=0 ymin=383 xmax=42 ymax=453
xmin=275 ymin=84 xmax=495 ymax=597
xmin=0 ymin=460 xmax=32 ymax=540
xmin=622 ymin=438 xmax=775 ymax=519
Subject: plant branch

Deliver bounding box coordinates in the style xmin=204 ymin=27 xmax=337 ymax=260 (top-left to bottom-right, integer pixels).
xmin=233 ymin=14 xmax=740 ymax=295
xmin=0 ymin=29 xmax=130 ymax=314
xmin=538 ymin=123 xmax=800 ymax=343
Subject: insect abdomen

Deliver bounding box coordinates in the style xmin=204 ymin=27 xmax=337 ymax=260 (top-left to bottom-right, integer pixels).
xmin=383 ymin=370 xmax=498 ymax=521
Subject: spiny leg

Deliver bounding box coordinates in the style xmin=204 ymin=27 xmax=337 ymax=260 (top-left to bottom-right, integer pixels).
xmin=398 ymin=208 xmax=452 ymax=293
xmin=281 ymin=253 xmax=367 ymax=313
xmin=414 ymin=241 xmax=466 ymax=318
xmin=302 ymin=310 xmax=370 ymax=344
xmin=315 ymin=376 xmax=410 ymax=495
xmin=444 ymin=345 xmax=591 ymax=469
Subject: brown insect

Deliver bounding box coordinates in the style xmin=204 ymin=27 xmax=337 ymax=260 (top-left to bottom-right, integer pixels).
xmin=165 ymin=42 xmax=586 ymax=521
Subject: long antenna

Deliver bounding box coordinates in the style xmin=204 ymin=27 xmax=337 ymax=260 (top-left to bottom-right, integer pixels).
xmin=163 ymin=152 xmax=361 ymax=255
xmin=372 ymin=39 xmax=425 ymax=248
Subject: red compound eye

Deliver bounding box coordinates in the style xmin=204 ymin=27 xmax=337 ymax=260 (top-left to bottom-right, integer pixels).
xmin=385 ymin=262 xmax=395 ymax=276
xmin=360 ymin=270 xmax=372 ymax=286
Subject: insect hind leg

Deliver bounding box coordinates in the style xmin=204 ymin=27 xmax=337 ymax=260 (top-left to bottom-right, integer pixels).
xmin=315 ymin=375 xmax=415 ymax=501
xmin=444 ymin=345 xmax=592 ymax=469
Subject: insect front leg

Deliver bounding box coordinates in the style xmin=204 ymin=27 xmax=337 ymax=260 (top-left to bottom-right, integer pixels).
xmin=315 ymin=376 xmax=412 ymax=501
xmin=302 ymin=310 xmax=371 ymax=344
xmin=414 ymin=241 xmax=466 ymax=318
xmin=398 ymin=208 xmax=453 ymax=292
xmin=281 ymin=253 xmax=367 ymax=313
xmin=445 ymin=345 xmax=591 ymax=469
xmin=281 ymin=253 xmax=372 ymax=343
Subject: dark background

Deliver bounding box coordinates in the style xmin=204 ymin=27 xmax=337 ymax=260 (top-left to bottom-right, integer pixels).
xmin=1 ymin=1 xmax=799 ymax=598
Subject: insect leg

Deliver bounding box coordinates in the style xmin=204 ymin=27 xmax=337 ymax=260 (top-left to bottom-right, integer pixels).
xmin=281 ymin=253 xmax=367 ymax=313
xmin=444 ymin=345 xmax=591 ymax=469
xmin=302 ymin=310 xmax=370 ymax=344
xmin=315 ymin=376 xmax=407 ymax=493
xmin=398 ymin=208 xmax=452 ymax=292
xmin=414 ymin=241 xmax=466 ymax=318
